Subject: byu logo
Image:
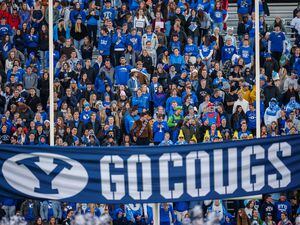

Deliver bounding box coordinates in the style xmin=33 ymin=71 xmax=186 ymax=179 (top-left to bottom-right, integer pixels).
xmin=2 ymin=153 xmax=88 ymax=199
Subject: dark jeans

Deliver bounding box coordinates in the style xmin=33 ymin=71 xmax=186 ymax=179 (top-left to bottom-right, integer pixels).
xmin=87 ymin=24 xmax=98 ymax=47
xmin=136 ymin=137 xmax=150 ymax=146
xmin=271 ymin=51 xmax=282 ymax=64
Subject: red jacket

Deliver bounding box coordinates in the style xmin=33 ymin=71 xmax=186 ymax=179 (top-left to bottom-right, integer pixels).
xmin=10 ymin=14 xmax=20 ymax=29
xmin=0 ymin=10 xmax=11 ymax=24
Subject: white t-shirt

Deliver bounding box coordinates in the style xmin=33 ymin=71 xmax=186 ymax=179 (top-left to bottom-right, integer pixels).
xmin=291 ymin=17 xmax=300 ymax=33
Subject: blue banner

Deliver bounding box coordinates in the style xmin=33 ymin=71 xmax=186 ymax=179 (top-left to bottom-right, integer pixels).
xmin=0 ymin=135 xmax=300 ymax=203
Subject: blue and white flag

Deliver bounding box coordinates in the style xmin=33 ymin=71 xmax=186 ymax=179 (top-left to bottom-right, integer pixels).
xmin=0 ymin=135 xmax=300 ymax=203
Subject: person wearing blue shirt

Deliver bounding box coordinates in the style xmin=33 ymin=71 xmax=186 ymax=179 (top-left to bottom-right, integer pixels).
xmin=25 ymin=27 xmax=39 ymax=55
xmin=221 ymin=38 xmax=237 ymax=63
xmin=153 ymin=114 xmax=169 ymax=144
xmin=166 ymin=89 xmax=182 ymax=115
xmin=70 ymin=2 xmax=87 ymax=25
xmin=246 ymin=103 xmax=256 ymax=134
xmin=197 ymin=0 xmax=211 ymax=13
xmin=184 ymin=37 xmax=199 ymax=57
xmin=275 ymin=194 xmax=292 ymax=222
xmin=213 ymin=71 xmax=228 ymax=89
xmin=86 ymin=9 xmax=100 ymax=47
xmin=210 ymin=1 xmax=228 ymax=32
xmin=169 ymin=34 xmax=182 ymax=52
xmin=98 ymin=27 xmax=112 ymax=58
xmin=0 ymin=17 xmax=12 ymax=39
xmin=268 ymin=25 xmax=286 ymax=63
xmin=115 ymin=57 xmax=132 ymax=85
xmin=199 ymin=37 xmax=214 ymax=68
xmin=238 ymin=39 xmax=254 ymax=68
xmin=169 ymin=48 xmax=185 ymax=72
xmin=132 ymin=89 xmax=148 ymax=113
xmin=160 ymin=203 xmax=176 ymax=225
xmin=126 ymin=28 xmax=142 ymax=53
xmin=112 ymin=28 xmax=127 ymax=66
xmin=101 ymin=0 xmax=116 ymax=21
xmin=237 ymin=0 xmax=252 ymax=19
xmin=80 ymin=102 xmax=93 ymax=125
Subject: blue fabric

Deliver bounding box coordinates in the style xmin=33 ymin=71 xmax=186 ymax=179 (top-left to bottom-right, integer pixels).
xmin=0 ymin=136 xmax=300 ymax=203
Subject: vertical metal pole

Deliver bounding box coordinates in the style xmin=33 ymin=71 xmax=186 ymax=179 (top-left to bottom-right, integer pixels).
xmin=153 ymin=203 xmax=160 ymax=225
xmin=255 ymin=0 xmax=261 ymax=138
xmin=49 ymin=0 xmax=55 ymax=146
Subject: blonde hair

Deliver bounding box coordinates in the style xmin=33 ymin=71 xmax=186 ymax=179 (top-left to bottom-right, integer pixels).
xmin=75 ymin=21 xmax=82 ymax=33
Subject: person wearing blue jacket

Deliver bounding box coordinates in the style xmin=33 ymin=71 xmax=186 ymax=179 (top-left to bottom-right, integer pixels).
xmin=53 ymin=19 xmax=71 ymax=42
xmin=127 ymin=28 xmax=142 ymax=53
xmin=160 ymin=203 xmax=176 ymax=225
xmin=221 ymin=38 xmax=237 ymax=63
xmin=268 ymin=25 xmax=286 ymax=63
xmin=170 ymin=48 xmax=185 ymax=72
xmin=98 ymin=27 xmax=112 ymax=58
xmin=115 ymin=57 xmax=132 ymax=85
xmin=153 ymin=114 xmax=169 ymax=144
xmin=169 ymin=34 xmax=182 ymax=53
xmin=25 ymin=27 xmax=39 ymax=56
xmin=132 ymin=89 xmax=148 ymax=113
xmin=238 ymin=39 xmax=254 ymax=68
xmin=124 ymin=107 xmax=139 ymax=134
xmin=40 ymin=200 xmax=62 ymax=222
xmin=95 ymin=71 xmax=112 ymax=96
xmin=275 ymin=194 xmax=292 ymax=222
xmin=70 ymin=2 xmax=87 ymax=25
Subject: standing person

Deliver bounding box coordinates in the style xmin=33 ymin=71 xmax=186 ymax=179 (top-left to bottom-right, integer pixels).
xmin=70 ymin=17 xmax=88 ymax=50
xmin=275 ymin=195 xmax=292 ymax=222
xmin=62 ymin=209 xmax=74 ymax=225
xmin=20 ymin=199 xmax=40 ymax=225
xmin=160 ymin=203 xmax=176 ymax=225
xmin=259 ymin=195 xmax=275 ymax=221
xmin=268 ymin=25 xmax=286 ymax=63
xmin=130 ymin=112 xmax=153 ymax=145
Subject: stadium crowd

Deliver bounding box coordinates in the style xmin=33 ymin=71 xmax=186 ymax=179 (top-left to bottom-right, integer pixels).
xmin=0 ymin=0 xmax=299 ymax=224
xmin=1 ymin=194 xmax=300 ymax=225
xmin=0 ymin=0 xmax=299 ymax=147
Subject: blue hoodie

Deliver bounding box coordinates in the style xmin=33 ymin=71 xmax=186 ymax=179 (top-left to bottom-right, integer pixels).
xmin=124 ymin=114 xmax=140 ymax=134
xmin=126 ymin=34 xmax=142 ymax=52
xmin=0 ymin=24 xmax=12 ymax=38
xmin=237 ymin=0 xmax=252 ymax=15
xmin=115 ymin=65 xmax=132 ymax=85
xmin=98 ymin=35 xmax=112 ymax=56
xmin=70 ymin=10 xmax=86 ymax=25
xmin=101 ymin=7 xmax=116 ymax=20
